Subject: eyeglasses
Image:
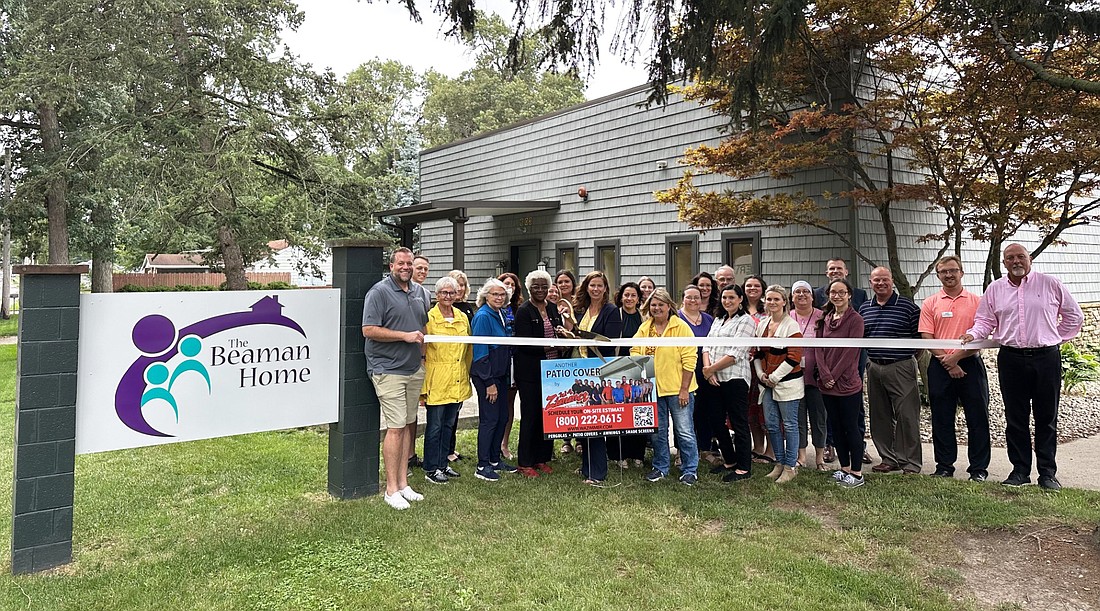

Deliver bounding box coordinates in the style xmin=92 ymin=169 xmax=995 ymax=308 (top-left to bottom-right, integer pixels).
xmin=936 ymin=268 xmax=962 ymax=276
xmin=683 ymin=295 xmax=700 ymax=301
xmin=792 ymin=289 xmax=812 ymax=295
xmin=488 ymin=292 xmax=507 ymax=298
xmin=829 ymin=291 xmax=849 ymax=297
xmin=437 ymin=290 xmax=456 ymax=296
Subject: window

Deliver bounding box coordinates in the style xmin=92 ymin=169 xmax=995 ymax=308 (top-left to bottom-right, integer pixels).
xmin=723 ymin=232 xmax=761 ymax=285
xmin=594 ymin=240 xmax=620 ymax=289
xmin=665 ymin=234 xmax=699 ymax=301
xmin=556 ymin=242 xmax=578 ymax=275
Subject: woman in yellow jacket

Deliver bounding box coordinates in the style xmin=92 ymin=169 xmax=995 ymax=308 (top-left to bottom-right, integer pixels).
xmin=631 ymin=287 xmax=700 ymax=485
xmin=422 ymin=276 xmax=472 ymax=484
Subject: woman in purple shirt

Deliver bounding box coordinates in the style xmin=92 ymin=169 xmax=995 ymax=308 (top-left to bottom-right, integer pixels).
xmin=810 ymin=278 xmax=866 ymax=489
xmin=678 ymin=285 xmax=716 ymax=458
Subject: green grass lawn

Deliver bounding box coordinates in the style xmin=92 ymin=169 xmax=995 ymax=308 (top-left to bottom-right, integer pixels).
xmin=0 ymin=314 xmax=16 ymax=338
xmin=0 ymin=341 xmax=1097 ymax=609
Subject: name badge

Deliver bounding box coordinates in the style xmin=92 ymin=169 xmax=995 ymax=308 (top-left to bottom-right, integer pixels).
xmin=942 ymin=311 xmax=953 ymax=318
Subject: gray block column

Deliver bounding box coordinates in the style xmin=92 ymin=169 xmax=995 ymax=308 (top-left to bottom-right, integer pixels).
xmin=325 ymin=240 xmax=388 ymax=499
xmin=10 ymin=264 xmax=87 ymax=574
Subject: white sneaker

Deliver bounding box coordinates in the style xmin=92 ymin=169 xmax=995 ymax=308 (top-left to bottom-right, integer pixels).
xmin=399 ymin=486 xmax=424 ymax=502
xmin=384 ymin=491 xmax=410 ymax=510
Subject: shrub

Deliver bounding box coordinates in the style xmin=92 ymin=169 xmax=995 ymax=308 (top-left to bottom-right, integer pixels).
xmin=264 ymin=281 xmax=296 ymax=290
xmin=1060 ymin=342 xmax=1100 ymax=394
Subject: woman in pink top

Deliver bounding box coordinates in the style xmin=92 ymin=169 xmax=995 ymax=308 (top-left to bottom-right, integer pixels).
xmin=810 ymin=279 xmax=866 ymax=489
xmin=791 ymin=280 xmax=827 ymax=471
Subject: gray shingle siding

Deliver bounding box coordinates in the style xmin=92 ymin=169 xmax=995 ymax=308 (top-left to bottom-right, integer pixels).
xmin=418 ymin=85 xmax=1099 ymax=305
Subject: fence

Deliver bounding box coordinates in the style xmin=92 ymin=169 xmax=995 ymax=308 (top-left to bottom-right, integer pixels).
xmin=112 ymin=272 xmax=292 ymax=291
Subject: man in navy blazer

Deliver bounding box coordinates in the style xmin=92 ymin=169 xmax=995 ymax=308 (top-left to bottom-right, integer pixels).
xmin=813 ymin=258 xmax=868 ymax=309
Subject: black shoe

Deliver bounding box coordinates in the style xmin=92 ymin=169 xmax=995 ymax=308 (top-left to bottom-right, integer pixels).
xmin=1002 ymin=472 xmax=1031 ymax=487
xmin=1038 ymin=475 xmax=1062 ymax=491
xmin=930 ymin=469 xmax=953 ymax=478
xmin=443 ymin=466 xmax=461 ymax=478
xmin=425 ymin=469 xmax=449 ymax=484
xmin=862 ymin=451 xmax=873 ymax=465
xmin=722 ymin=470 xmax=751 ymax=483
xmin=968 ymin=471 xmax=987 ymax=483
xmin=408 ymin=454 xmax=423 ymax=469
xmin=709 ymin=464 xmax=732 ymax=474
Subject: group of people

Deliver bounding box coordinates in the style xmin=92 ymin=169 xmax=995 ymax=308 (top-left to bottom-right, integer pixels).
xmin=361 ymin=244 xmax=1083 ymax=510
xmin=571 ymin=378 xmax=653 ymax=405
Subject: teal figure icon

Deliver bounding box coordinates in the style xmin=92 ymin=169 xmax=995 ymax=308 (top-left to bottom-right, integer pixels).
xmin=140 ymin=362 xmax=179 ymax=421
xmin=169 ymin=335 xmax=211 ymax=392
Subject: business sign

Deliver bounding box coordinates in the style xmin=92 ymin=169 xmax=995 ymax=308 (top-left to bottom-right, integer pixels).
xmin=540 ymin=356 xmax=658 ymax=439
xmin=75 ymin=290 xmax=339 ymax=454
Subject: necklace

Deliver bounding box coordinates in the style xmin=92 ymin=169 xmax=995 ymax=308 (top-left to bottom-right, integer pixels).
xmin=680 ymin=309 xmax=701 ymax=325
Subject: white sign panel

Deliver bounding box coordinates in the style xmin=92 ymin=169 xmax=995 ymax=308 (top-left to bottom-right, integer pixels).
xmin=76 ymin=290 xmax=340 ymax=454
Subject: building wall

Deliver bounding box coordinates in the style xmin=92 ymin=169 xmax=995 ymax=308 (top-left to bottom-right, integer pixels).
xmin=419 ymin=86 xmax=860 ymax=292
xmin=419 ymin=84 xmax=1100 ymax=305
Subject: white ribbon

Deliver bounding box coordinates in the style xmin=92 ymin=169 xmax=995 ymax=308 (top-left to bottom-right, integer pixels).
xmin=425 ymin=335 xmax=998 ymax=351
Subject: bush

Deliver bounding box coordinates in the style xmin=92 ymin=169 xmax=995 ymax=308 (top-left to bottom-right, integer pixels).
xmin=1060 ymin=342 xmax=1100 ymax=394
xmin=264 ymin=281 xmax=296 ymax=290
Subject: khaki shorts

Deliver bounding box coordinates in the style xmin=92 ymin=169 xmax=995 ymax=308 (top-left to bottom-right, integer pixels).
xmin=372 ymin=367 xmax=426 ymax=429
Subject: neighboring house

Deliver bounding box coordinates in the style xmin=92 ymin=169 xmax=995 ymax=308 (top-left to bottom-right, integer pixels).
xmin=388 ymin=84 xmax=1100 ymax=304
xmin=250 ymin=240 xmax=332 ymax=287
xmin=139 ymin=252 xmax=209 ymax=274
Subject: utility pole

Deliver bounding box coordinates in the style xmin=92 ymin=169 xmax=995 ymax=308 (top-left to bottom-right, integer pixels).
xmin=2 ymin=147 xmax=11 ymax=319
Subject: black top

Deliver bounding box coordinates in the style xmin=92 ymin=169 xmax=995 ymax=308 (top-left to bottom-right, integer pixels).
xmin=580 ymin=303 xmax=623 ymax=358
xmin=453 ymin=300 xmax=475 ymax=319
xmin=513 ymin=300 xmax=564 ymax=383
xmin=618 ymin=308 xmax=643 ymax=356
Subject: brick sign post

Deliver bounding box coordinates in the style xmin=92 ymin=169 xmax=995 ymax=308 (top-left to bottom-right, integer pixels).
xmin=326 ymin=239 xmax=388 ymax=499
xmin=10 ymin=264 xmax=86 ymax=574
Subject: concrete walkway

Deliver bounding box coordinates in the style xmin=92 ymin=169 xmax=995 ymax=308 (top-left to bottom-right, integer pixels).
xmin=406 ymin=394 xmax=1100 ymax=492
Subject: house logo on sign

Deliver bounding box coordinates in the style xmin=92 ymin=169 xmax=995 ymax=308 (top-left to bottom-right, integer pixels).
xmin=113 ymin=296 xmax=307 ymax=437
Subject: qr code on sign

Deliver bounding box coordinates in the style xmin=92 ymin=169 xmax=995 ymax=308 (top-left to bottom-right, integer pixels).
xmin=633 ymin=405 xmax=654 ymax=428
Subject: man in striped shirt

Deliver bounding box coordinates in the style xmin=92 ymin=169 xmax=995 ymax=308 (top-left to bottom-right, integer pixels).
xmin=859 ymin=267 xmax=923 ymax=475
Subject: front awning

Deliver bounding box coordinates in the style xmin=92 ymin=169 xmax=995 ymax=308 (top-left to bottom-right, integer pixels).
xmin=374 ymin=199 xmax=560 ymax=268
xmin=374 ymin=199 xmax=560 ymax=224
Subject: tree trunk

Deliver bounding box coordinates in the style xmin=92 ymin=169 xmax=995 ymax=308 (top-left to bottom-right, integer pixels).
xmin=983 ymin=235 xmax=1003 ymax=290
xmin=217 ymin=223 xmax=248 ymax=290
xmin=1 ymin=148 xmax=11 ymax=319
xmin=37 ymin=101 xmax=69 ymax=264
xmin=91 ymin=254 xmax=113 ymax=292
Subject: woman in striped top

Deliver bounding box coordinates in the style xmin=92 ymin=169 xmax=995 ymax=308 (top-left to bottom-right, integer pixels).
xmin=753 ymin=284 xmax=805 ymax=483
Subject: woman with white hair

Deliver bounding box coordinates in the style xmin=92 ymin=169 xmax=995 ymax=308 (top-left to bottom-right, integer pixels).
xmin=421 ymin=276 xmax=472 ymax=484
xmin=470 ymin=278 xmax=516 ymax=481
xmin=754 ymin=284 xmax=805 ymax=483
xmin=444 ymin=269 xmax=473 ymax=463
xmin=513 ymin=269 xmax=566 ymax=477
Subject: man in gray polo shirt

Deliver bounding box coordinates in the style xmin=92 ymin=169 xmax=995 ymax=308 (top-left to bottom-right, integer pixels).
xmin=362 ymin=247 xmax=431 ymax=510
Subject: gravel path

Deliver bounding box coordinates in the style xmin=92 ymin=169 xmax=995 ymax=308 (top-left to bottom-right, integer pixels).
xmin=907 ymin=351 xmax=1100 ymax=447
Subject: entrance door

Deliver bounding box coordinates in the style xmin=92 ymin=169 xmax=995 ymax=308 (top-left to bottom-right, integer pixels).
xmin=510 ymin=241 xmax=541 ymax=277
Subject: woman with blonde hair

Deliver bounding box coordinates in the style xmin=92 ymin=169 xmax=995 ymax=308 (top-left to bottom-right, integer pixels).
xmin=631 ymin=288 xmax=699 ymax=485
xmin=754 ymin=285 xmax=805 ymax=483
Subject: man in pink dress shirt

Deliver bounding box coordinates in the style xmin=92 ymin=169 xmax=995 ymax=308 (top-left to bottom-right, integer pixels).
xmin=961 ymin=244 xmax=1083 ymax=491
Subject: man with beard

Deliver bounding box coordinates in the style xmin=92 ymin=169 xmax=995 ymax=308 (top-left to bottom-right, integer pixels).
xmin=962 ymin=244 xmax=1082 ymax=491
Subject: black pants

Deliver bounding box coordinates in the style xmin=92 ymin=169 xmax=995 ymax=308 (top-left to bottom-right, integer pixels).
xmin=998 ymin=346 xmax=1062 ymax=477
xmin=607 ymin=435 xmax=646 ymax=461
xmin=823 ymin=391 xmax=864 ymax=471
xmin=799 ymin=385 xmax=827 ymax=450
xmin=928 ymin=356 xmax=991 ymax=475
xmin=713 ymin=378 xmax=751 ymax=471
xmin=693 ymin=371 xmax=719 ymax=451
xmin=517 ymin=379 xmax=554 ymax=467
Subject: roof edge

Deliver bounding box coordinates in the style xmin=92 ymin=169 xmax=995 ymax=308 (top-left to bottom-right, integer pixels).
xmin=420 ymin=82 xmax=654 ymax=156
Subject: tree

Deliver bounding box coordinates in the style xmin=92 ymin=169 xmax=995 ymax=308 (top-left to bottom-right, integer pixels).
xmin=655 ymin=1 xmax=953 ymax=298
xmin=421 ymin=12 xmax=586 ymax=148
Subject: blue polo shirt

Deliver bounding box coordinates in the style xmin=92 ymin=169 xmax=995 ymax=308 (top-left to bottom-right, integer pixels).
xmin=362 ymin=274 xmax=431 ymax=375
xmin=859 ymin=292 xmax=920 ymax=361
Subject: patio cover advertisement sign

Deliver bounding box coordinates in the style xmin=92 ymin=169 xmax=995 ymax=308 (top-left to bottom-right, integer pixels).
xmin=540 ymin=356 xmax=658 ymax=439
xmin=75 ymin=290 xmax=339 ymax=454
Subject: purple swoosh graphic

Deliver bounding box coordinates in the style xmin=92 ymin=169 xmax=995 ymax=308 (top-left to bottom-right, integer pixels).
xmin=114 ymin=295 xmax=307 ymax=437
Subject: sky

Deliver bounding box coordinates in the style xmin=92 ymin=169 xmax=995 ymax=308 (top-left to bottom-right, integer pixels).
xmin=283 ymin=0 xmax=651 ymax=99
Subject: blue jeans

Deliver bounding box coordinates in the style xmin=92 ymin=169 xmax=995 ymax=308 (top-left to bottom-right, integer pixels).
xmin=650 ymin=393 xmax=699 ymax=476
xmin=762 ymin=388 xmax=800 ymax=468
xmin=424 ymin=402 xmax=461 ymax=473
